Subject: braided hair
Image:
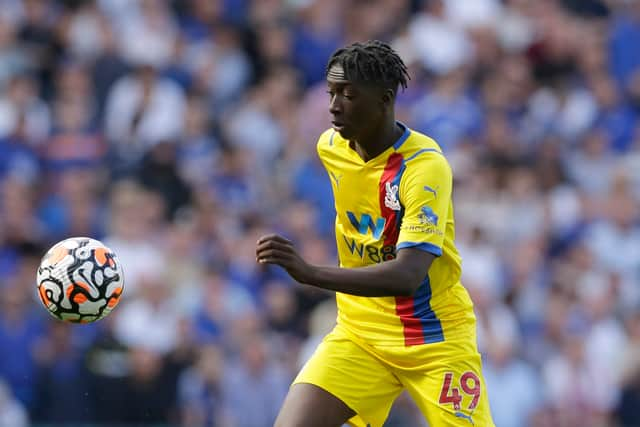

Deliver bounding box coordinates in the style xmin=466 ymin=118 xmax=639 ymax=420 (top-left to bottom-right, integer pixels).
xmin=326 ymin=40 xmax=410 ymax=94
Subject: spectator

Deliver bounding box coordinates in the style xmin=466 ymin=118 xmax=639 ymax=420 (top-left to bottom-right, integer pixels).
xmin=0 ymin=73 xmax=49 ymax=144
xmin=483 ymin=309 xmax=543 ymax=427
xmin=223 ymin=333 xmax=290 ymax=427
xmin=0 ymin=379 xmax=28 ymax=427
xmin=178 ymin=343 xmax=232 ymax=427
xmin=104 ymin=62 xmax=186 ymax=173
xmin=30 ymin=322 xmax=93 ymax=423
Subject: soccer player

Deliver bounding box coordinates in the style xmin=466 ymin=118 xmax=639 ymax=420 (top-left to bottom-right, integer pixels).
xmin=256 ymin=40 xmax=495 ymax=427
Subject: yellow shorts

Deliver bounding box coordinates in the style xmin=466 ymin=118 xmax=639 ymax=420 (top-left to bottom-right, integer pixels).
xmin=294 ymin=324 xmax=495 ymax=427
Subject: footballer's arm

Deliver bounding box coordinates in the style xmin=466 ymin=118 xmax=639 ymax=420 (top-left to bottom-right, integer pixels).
xmin=256 ymin=234 xmax=435 ymax=297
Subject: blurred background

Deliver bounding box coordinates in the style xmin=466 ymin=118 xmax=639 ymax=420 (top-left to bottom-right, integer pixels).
xmin=0 ymin=0 xmax=639 ymax=426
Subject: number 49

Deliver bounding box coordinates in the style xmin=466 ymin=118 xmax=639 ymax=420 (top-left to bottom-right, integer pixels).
xmin=438 ymin=371 xmax=481 ymax=411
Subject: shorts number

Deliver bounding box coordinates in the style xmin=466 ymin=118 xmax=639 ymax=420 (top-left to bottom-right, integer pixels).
xmin=460 ymin=371 xmax=481 ymax=409
xmin=438 ymin=372 xmax=462 ymax=410
xmin=438 ymin=371 xmax=481 ymax=411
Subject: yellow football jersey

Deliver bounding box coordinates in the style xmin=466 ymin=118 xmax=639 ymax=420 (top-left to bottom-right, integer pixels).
xmin=317 ymin=122 xmax=476 ymax=347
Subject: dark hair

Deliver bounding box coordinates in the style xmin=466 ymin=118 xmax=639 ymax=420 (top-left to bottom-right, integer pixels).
xmin=326 ymin=40 xmax=410 ymax=93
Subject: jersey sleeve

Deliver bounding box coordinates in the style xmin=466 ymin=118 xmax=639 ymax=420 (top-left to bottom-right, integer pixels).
xmin=397 ymin=151 xmax=452 ymax=257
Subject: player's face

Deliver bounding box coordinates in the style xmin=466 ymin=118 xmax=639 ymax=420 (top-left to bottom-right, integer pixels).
xmin=326 ymin=65 xmax=384 ymax=141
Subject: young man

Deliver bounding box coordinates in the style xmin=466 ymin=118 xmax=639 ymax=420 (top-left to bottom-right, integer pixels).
xmin=256 ymin=40 xmax=495 ymax=427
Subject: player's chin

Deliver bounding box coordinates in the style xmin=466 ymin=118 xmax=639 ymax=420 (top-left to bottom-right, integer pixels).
xmin=336 ymin=126 xmax=354 ymax=139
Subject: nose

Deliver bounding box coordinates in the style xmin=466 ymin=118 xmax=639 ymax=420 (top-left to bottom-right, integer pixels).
xmin=329 ymin=94 xmax=342 ymax=116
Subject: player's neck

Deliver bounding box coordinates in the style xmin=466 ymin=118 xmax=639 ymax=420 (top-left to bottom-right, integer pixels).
xmin=352 ymin=119 xmax=402 ymax=162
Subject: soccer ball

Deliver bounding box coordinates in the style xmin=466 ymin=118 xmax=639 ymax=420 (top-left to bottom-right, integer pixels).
xmin=36 ymin=237 xmax=124 ymax=323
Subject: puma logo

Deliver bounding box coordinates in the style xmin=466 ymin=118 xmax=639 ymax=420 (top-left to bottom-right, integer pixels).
xmin=455 ymin=411 xmax=474 ymax=425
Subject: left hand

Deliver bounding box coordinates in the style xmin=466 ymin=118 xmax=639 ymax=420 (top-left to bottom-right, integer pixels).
xmin=256 ymin=234 xmax=314 ymax=284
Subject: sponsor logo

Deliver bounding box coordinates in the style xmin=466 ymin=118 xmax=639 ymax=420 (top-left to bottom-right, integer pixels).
xmin=418 ymin=206 xmax=439 ymax=226
xmin=342 ymin=236 xmax=395 ymax=263
xmin=346 ymin=211 xmax=386 ymax=239
xmin=405 ymin=225 xmax=443 ymax=235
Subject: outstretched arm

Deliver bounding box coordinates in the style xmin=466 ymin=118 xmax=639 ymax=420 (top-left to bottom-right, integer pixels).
xmin=256 ymin=234 xmax=435 ymax=297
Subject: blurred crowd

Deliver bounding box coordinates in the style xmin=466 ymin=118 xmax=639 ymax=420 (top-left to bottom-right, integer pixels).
xmin=0 ymin=0 xmax=640 ymax=426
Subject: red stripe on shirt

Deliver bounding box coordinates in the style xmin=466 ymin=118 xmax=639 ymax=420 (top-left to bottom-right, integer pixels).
xmin=377 ymin=152 xmax=424 ymax=346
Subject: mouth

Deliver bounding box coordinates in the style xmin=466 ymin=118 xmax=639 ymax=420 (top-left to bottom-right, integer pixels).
xmin=331 ymin=121 xmax=345 ymax=132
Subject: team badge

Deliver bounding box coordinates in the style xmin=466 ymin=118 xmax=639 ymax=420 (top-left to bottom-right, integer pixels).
xmin=384 ymin=182 xmax=401 ymax=211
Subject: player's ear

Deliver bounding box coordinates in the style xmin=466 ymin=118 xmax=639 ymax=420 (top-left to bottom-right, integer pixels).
xmin=381 ymin=88 xmax=395 ymax=107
